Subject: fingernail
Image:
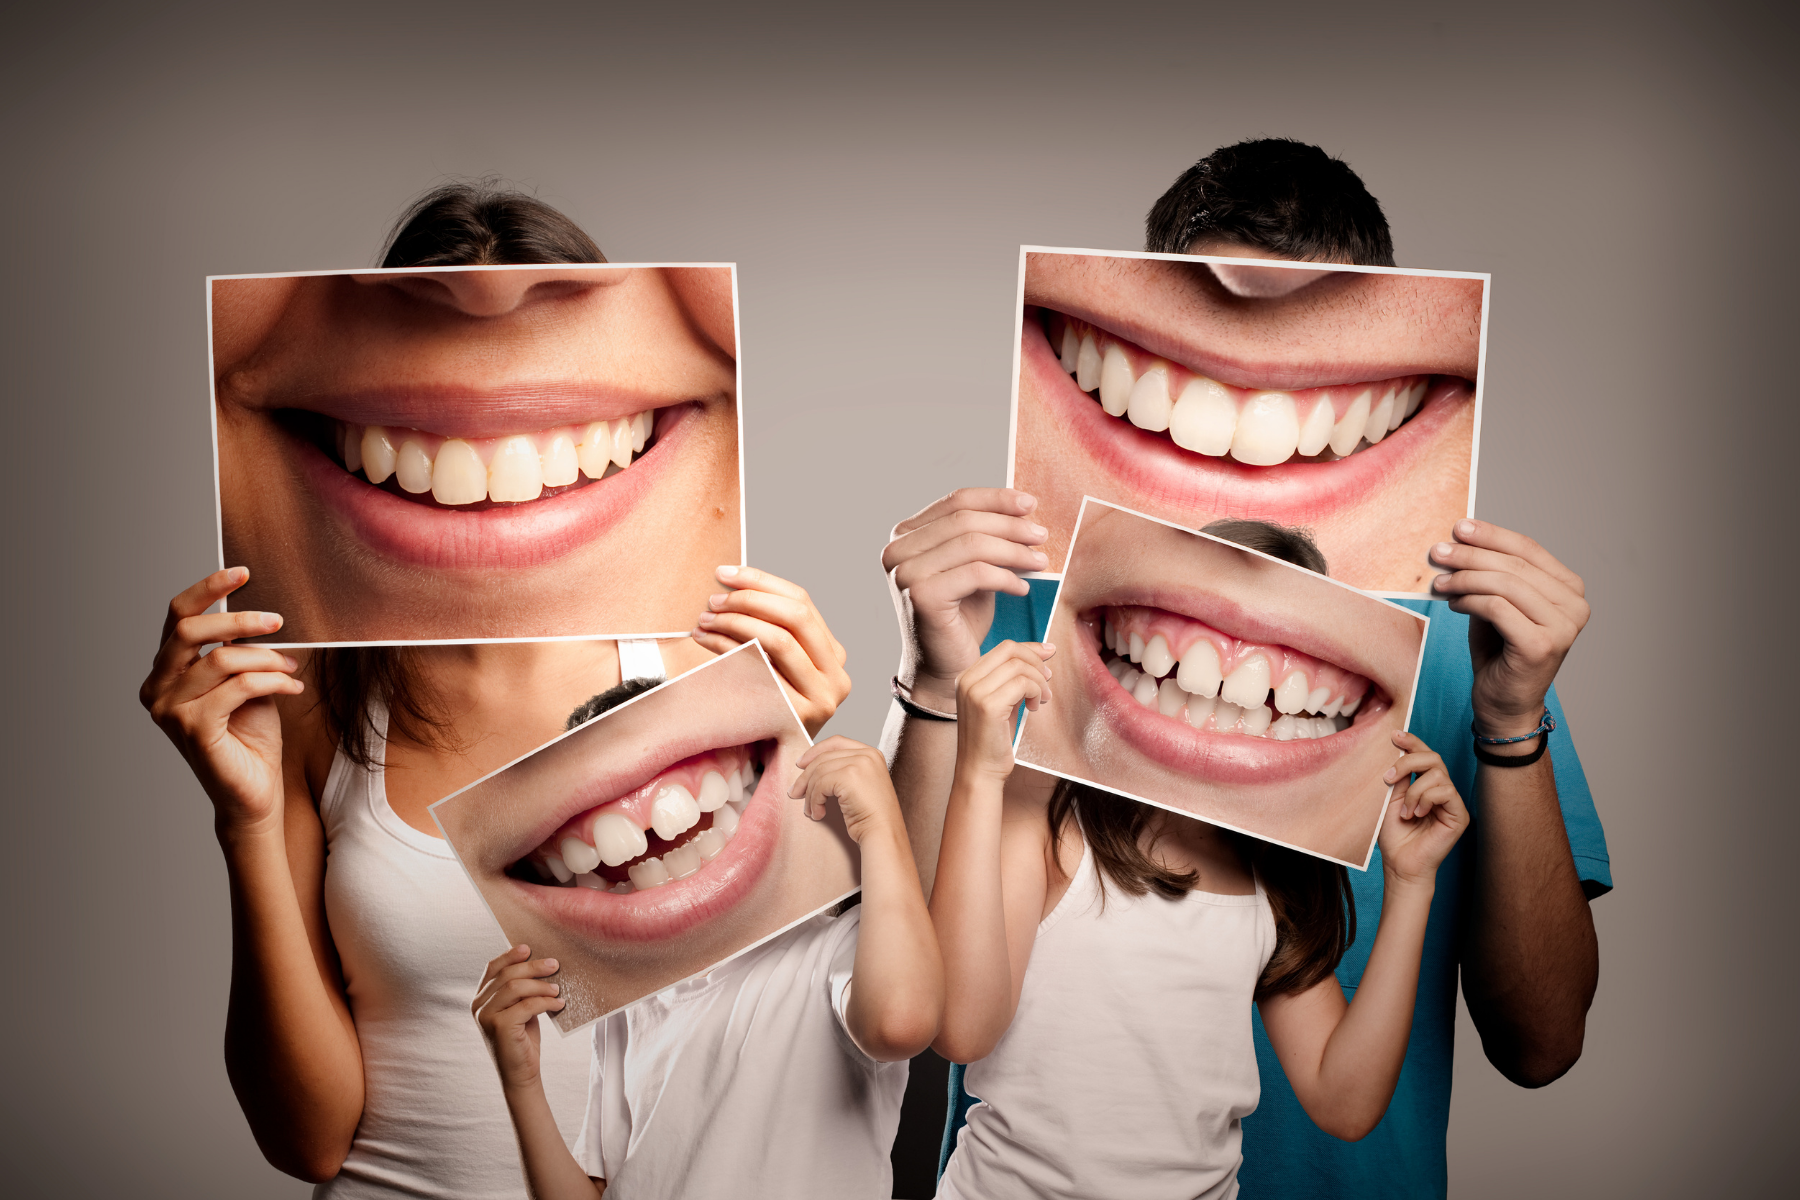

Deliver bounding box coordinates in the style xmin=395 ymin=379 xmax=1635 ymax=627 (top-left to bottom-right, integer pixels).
xmin=262 ymin=613 xmax=282 ymax=630
xmin=1431 ymin=574 xmax=1451 ymax=591
xmin=1029 ymin=524 xmax=1048 ymax=540
xmin=1041 ymin=641 xmax=1055 ymax=652
xmin=1433 ymin=542 xmax=1455 ymax=560
xmin=1384 ymin=769 xmax=1397 ymax=783
xmin=550 ymin=983 xmax=561 ymax=995
xmin=1032 ymin=551 xmax=1049 ymax=565
xmin=542 ymin=958 xmax=558 ymax=971
xmin=709 ymin=593 xmax=728 ymax=609
xmin=697 ymin=612 xmax=715 ymax=625
xmin=1018 ymin=494 xmax=1037 ymax=513
xmin=282 ymin=655 xmax=299 ymax=671
xmin=1456 ymin=519 xmax=1477 ymax=537
xmin=717 ymin=564 xmax=740 ymax=578
xmin=229 ymin=566 xmax=248 ymax=583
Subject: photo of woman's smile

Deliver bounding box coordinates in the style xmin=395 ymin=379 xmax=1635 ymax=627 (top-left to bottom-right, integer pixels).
xmin=1016 ymin=503 xmax=1426 ymax=865
xmin=211 ymin=263 xmax=742 ymax=643
xmin=1012 ymin=251 xmax=1483 ymax=595
xmin=432 ymin=645 xmax=859 ymax=1031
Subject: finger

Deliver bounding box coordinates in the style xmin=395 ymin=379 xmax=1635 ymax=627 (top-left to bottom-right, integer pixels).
xmin=701 ymin=589 xmax=839 ymax=677
xmin=1431 ymin=568 xmax=1568 ymax=632
xmin=1450 ymin=520 xmax=1585 ymax=597
xmin=1383 ymin=751 xmax=1445 ymax=785
xmin=174 ymin=671 xmax=306 ymax=731
xmin=891 ymin=533 xmax=1050 ymax=592
xmin=161 ymin=567 xmax=251 ymax=641
xmin=1440 ymin=592 xmax=1562 ymax=662
xmin=147 ymin=609 xmax=286 ymax=696
xmin=889 ymin=488 xmax=1038 ymax=540
xmin=796 ymin=735 xmax=865 ymax=769
xmin=1403 ymin=768 xmax=1452 ymax=817
xmin=712 ymin=565 xmax=810 ymax=604
xmin=163 ymin=646 xmax=300 ymax=708
xmin=902 ymin=561 xmax=1033 ymax=609
xmin=480 ymin=943 xmax=534 ymax=986
xmin=693 ymin=613 xmax=831 ymax=700
xmin=1427 ymin=540 xmax=1581 ymax=615
xmin=882 ymin=508 xmax=1050 ymax=571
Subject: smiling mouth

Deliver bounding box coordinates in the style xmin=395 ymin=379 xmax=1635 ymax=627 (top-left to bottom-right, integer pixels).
xmin=287 ymin=409 xmax=661 ymax=509
xmin=1094 ymin=605 xmax=1390 ymax=741
xmin=507 ymin=742 xmax=766 ymax=895
xmin=1042 ymin=310 xmax=1452 ymax=467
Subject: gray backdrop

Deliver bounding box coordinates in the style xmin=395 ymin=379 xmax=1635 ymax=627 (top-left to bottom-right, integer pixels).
xmin=4 ymin=1 xmax=1793 ymax=1196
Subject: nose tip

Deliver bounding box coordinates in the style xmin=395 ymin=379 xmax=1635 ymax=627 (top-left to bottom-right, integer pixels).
xmin=1208 ymin=263 xmax=1337 ymax=299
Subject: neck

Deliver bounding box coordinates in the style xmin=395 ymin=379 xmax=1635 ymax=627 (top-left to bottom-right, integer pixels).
xmin=411 ymin=640 xmax=625 ymax=747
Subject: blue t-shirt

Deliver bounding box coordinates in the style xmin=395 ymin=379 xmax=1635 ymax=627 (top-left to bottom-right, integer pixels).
xmin=940 ymin=579 xmax=1611 ymax=1198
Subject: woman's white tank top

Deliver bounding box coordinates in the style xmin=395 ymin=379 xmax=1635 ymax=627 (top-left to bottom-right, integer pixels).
xmin=943 ymin=839 xmax=1277 ymax=1200
xmin=314 ymin=702 xmax=595 ymax=1199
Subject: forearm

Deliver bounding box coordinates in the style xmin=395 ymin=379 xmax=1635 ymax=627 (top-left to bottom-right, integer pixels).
xmin=501 ymin=1080 xmax=605 ymax=1200
xmin=881 ymin=682 xmax=960 ymax=899
xmin=1462 ymin=753 xmax=1598 ymax=1085
xmin=846 ymin=818 xmax=944 ymax=1061
xmin=928 ymin=776 xmax=1015 ymax=1061
xmin=219 ymin=824 xmax=364 ymax=1181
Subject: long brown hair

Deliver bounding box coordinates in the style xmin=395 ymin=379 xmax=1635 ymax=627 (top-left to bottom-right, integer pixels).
xmin=311 ymin=182 xmax=605 ymax=766
xmin=1047 ymin=780 xmax=1355 ymax=1000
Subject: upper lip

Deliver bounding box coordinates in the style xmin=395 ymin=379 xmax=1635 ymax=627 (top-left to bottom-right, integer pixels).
xmin=255 ymin=382 xmax=696 ymax=440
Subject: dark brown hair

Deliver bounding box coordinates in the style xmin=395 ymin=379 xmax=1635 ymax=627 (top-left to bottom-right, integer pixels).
xmin=1050 ymin=516 xmax=1354 ymax=997
xmin=313 ymin=182 xmax=605 ymax=766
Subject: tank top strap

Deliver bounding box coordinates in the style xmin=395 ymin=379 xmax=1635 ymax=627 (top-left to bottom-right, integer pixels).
xmin=318 ymin=696 xmax=390 ymax=829
xmin=618 ymin=638 xmax=667 ymax=681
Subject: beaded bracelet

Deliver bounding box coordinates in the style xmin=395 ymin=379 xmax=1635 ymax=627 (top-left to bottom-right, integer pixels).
xmin=1471 ymin=710 xmax=1555 ymax=768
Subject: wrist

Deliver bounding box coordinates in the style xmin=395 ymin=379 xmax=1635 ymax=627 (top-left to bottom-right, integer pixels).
xmin=1471 ymin=706 xmax=1547 ymax=741
xmin=214 ymin=809 xmax=286 ymax=854
xmin=900 ymin=671 xmax=960 ymax=714
xmin=1380 ymin=866 xmax=1438 ymax=900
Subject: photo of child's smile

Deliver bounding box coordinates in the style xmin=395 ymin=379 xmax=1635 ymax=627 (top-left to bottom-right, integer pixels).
xmin=1012 ymin=250 xmax=1484 ymax=595
xmin=211 ymin=263 xmax=742 ymax=643
xmin=1015 ymin=501 xmax=1427 ymax=865
xmin=433 ymin=644 xmax=859 ymax=1031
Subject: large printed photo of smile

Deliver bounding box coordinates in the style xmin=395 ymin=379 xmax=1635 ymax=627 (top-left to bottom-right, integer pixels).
xmin=210 ymin=263 xmax=744 ymax=644
xmin=1009 ymin=249 xmax=1486 ymax=595
xmin=430 ymin=642 xmax=858 ymax=1032
xmin=1014 ymin=499 xmax=1428 ymax=868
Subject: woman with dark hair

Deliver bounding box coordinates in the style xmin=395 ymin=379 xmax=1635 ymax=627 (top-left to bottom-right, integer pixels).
xmin=140 ymin=184 xmax=852 ymax=1198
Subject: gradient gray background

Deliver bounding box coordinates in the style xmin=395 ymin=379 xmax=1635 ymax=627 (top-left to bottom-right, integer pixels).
xmin=4 ymin=1 xmax=1792 ymax=1196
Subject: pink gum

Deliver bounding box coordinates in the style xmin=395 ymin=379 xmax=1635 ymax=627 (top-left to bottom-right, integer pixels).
xmin=1050 ymin=313 xmax=1429 ymax=423
xmin=535 ymin=744 xmax=756 ymax=854
xmin=1103 ymin=605 xmax=1370 ymax=708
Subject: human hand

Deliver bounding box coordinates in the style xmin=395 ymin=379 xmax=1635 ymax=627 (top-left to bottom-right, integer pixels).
xmin=954 ymin=641 xmax=1055 ymax=785
xmin=471 ymin=945 xmax=565 ymax=1093
xmin=882 ymin=489 xmax=1049 ymax=710
xmin=788 ymin=736 xmax=904 ymax=843
xmin=1429 ymin=520 xmax=1590 ymax=739
xmin=1377 ymin=732 xmax=1470 ymax=886
xmin=692 ymin=565 xmax=850 ymax=737
xmin=139 ymin=567 xmax=305 ymax=835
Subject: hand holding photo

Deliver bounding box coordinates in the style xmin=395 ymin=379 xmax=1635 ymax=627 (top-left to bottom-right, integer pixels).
xmin=1008 ymin=248 xmax=1486 ymax=595
xmin=210 ymin=263 xmax=743 ymax=644
xmin=1013 ymin=499 xmax=1427 ymax=867
xmin=431 ymin=642 xmax=858 ymax=1031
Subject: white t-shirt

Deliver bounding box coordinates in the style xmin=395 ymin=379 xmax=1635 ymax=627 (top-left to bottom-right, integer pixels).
xmin=572 ymin=907 xmax=909 ymax=1199
xmin=941 ymin=841 xmax=1276 ymax=1200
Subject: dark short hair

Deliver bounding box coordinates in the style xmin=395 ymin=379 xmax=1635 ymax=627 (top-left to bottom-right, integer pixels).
xmin=566 ymin=677 xmax=663 ymax=731
xmin=379 ymin=180 xmax=604 ymax=268
xmin=1144 ymin=139 xmax=1394 ymax=267
xmin=1201 ymin=518 xmax=1329 ymax=575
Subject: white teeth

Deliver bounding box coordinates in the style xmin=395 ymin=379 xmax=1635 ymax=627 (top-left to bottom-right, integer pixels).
xmin=1270 ymin=714 xmax=1302 ymax=741
xmin=1176 ymin=641 xmax=1223 ymax=697
xmin=632 ymin=410 xmax=651 ymax=452
xmin=1142 ymin=634 xmax=1175 ymax=679
xmin=577 ymin=422 xmax=612 ymax=478
xmin=1128 ymin=632 xmax=1145 ymax=663
xmin=628 ymin=857 xmax=671 ymax=890
xmin=697 ymin=770 xmax=730 ymax=813
xmin=487 ymin=435 xmax=545 ymax=502
xmin=1212 ymin=701 xmax=1244 ymax=731
xmin=1403 ymin=380 xmax=1425 ymax=418
xmin=1169 ymin=377 xmax=1236 ymax=456
xmin=1102 ymin=619 xmax=1117 ymax=653
xmin=1099 ymin=344 xmax=1134 ymax=417
xmin=1329 ymin=390 xmax=1372 ymax=457
xmin=1184 ymin=694 xmax=1215 ymax=727
xmin=361 ymin=427 xmax=398 ymax=485
xmin=1311 ymin=717 xmax=1338 ymax=738
xmin=1221 ymin=655 xmax=1273 ymax=709
xmin=1230 ymin=392 xmax=1300 ymax=466
xmin=591 ymin=812 xmax=649 ymax=868
xmin=1060 ymin=324 xmax=1080 ymax=372
xmin=431 ymin=439 xmax=487 ymax=505
xmin=1363 ymin=389 xmax=1395 ymax=446
xmin=712 ymin=800 xmax=740 ymax=838
xmin=728 ymin=769 xmax=747 ymax=806
xmin=1306 ymin=686 xmax=1332 ymax=714
xmin=610 ymin=418 xmax=635 ymax=469
xmin=1126 ymin=364 xmax=1174 ymax=432
xmin=610 ymin=882 xmax=633 ymax=894
xmin=1157 ymin=678 xmax=1186 ymax=717
xmin=1274 ymin=672 xmax=1312 ymax=716
xmin=542 ymin=433 xmax=580 ymax=487
xmin=663 ymin=843 xmax=701 ymax=880
xmin=692 ymin=827 xmax=727 ymax=862
xmin=1340 ymin=692 xmax=1363 ymax=717
xmin=343 ymin=425 xmax=364 ymax=474
xmin=575 ymin=871 xmax=607 ymax=890
xmin=1076 ymin=333 xmax=1102 ymax=392
xmin=1240 ymin=704 xmax=1273 ymax=736
xmin=1388 ymin=385 xmax=1408 ymax=431
xmin=1296 ymin=396 xmax=1334 ymax=457
xmin=650 ymin=784 xmax=702 ymax=841
xmin=559 ymin=835 xmax=601 ymax=877
xmin=1132 ymin=673 xmax=1160 ymax=708
xmin=544 ymin=854 xmax=573 ymax=883
xmin=397 ymin=439 xmax=433 ymax=493
xmin=1106 ymin=658 xmax=1128 ymax=680
xmin=1118 ymin=667 xmax=1144 ymax=694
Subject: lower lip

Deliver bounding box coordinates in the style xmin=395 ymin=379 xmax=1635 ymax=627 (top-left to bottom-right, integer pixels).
xmin=294 ymin=405 xmax=693 ymax=571
xmin=1023 ymin=318 xmax=1470 ymax=528
xmin=1078 ymin=619 xmax=1380 ymax=787
xmin=505 ymin=762 xmax=780 ymax=944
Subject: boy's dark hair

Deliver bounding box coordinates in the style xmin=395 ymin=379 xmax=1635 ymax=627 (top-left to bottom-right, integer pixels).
xmin=379 ymin=180 xmax=604 ymax=268
xmin=1047 ymin=514 xmax=1352 ymax=997
xmin=1144 ymin=138 xmax=1395 ymax=267
xmin=566 ymin=677 xmax=664 ymax=731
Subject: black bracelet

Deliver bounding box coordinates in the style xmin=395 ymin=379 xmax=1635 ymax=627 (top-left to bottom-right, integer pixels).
xmin=1472 ymin=731 xmax=1551 ymax=767
xmin=891 ymin=676 xmax=956 ymax=722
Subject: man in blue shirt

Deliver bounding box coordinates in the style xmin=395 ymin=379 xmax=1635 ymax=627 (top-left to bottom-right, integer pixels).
xmin=879 ymin=140 xmax=1606 ymax=1198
